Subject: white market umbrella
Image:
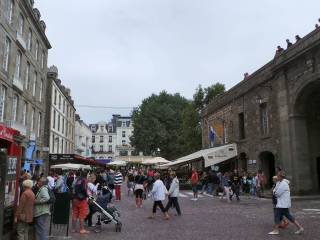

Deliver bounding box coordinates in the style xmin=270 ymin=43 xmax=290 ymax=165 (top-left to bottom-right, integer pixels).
xmin=51 ymin=163 xmax=91 ymax=170
xmin=107 ymin=160 xmax=127 ymax=167
xmin=141 ymin=157 xmax=170 ymax=165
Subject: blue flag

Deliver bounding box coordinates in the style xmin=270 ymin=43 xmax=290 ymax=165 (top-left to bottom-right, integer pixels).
xmin=209 ymin=126 xmax=215 ymax=147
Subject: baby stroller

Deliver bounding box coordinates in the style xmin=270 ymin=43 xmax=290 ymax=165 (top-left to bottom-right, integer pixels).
xmin=89 ymin=186 xmax=122 ymax=233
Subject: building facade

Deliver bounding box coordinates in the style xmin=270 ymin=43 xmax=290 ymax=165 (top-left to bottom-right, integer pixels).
xmin=75 ymin=114 xmax=92 ymax=157
xmin=0 ymin=0 xmax=51 ymax=171
xmin=45 ymin=66 xmax=76 ymax=155
xmin=90 ymin=115 xmax=134 ymax=160
xmin=202 ymin=27 xmax=320 ymax=194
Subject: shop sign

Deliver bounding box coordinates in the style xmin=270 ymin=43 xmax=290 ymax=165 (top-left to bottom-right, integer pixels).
xmin=7 ymin=157 xmax=17 ymax=175
xmin=0 ymin=124 xmax=16 ymax=142
xmin=49 ymin=154 xmax=75 ymax=161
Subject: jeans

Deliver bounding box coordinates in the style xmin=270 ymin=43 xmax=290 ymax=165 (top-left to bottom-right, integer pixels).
xmin=85 ymin=203 xmax=95 ymax=226
xmin=164 ymin=197 xmax=181 ymax=215
xmin=17 ymin=222 xmax=30 ymax=240
xmin=207 ymin=183 xmax=213 ymax=195
xmin=152 ymin=201 xmax=166 ymax=213
xmin=35 ymin=214 xmax=49 ymax=240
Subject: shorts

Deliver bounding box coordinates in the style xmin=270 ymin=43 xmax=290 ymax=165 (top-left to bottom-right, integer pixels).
xmin=274 ymin=208 xmax=295 ymax=225
xmin=72 ymin=198 xmax=89 ymax=220
xmin=127 ymin=181 xmax=134 ymax=189
xmin=135 ymin=189 xmax=143 ymax=198
xmin=192 ymin=185 xmax=198 ymax=193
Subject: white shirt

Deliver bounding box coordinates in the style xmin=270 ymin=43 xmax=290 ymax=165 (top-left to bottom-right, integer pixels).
xmin=47 ymin=176 xmax=55 ymax=190
xmin=274 ymin=179 xmax=291 ymax=208
xmin=87 ymin=182 xmax=98 ymax=197
xmin=151 ymin=179 xmax=167 ymax=201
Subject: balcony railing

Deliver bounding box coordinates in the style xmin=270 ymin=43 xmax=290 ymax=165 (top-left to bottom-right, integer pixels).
xmin=13 ymin=75 xmax=24 ymax=92
xmin=16 ymin=32 xmax=27 ymax=50
xmin=5 ymin=120 xmax=27 ymax=136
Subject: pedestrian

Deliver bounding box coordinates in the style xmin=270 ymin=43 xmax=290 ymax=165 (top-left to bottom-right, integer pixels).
xmin=15 ymin=180 xmax=35 ymax=240
xmin=47 ymin=171 xmax=55 ymax=190
xmin=54 ymin=169 xmax=68 ymax=193
xmin=72 ymin=171 xmax=89 ymax=234
xmin=230 ymin=169 xmax=241 ymax=201
xmin=126 ymin=170 xmax=135 ymax=196
xmin=85 ymin=175 xmax=99 ymax=227
xmin=190 ymin=168 xmax=199 ymax=201
xmin=220 ymin=172 xmax=231 ymax=203
xmin=257 ymin=170 xmax=266 ymax=198
xmin=268 ymin=171 xmax=304 ymax=235
xmin=200 ymin=171 xmax=208 ymax=194
xmin=164 ymin=171 xmax=181 ymax=216
xmin=148 ymin=172 xmax=169 ymax=220
xmin=134 ymin=169 xmax=146 ymax=208
xmin=114 ymin=169 xmax=123 ymax=201
xmin=286 ymin=39 xmax=293 ymax=48
xmin=34 ymin=177 xmax=51 ymax=240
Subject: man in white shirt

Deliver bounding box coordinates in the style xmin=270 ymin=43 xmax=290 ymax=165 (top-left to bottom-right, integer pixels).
xmin=47 ymin=171 xmax=55 ymax=190
xmin=148 ymin=173 xmax=169 ymax=220
xmin=268 ymin=171 xmax=304 ymax=235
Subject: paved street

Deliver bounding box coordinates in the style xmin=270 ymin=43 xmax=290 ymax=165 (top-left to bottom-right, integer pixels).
xmin=68 ymin=190 xmax=320 ymax=240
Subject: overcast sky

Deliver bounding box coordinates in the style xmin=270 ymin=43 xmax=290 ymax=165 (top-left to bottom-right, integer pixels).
xmin=35 ymin=0 xmax=320 ymax=124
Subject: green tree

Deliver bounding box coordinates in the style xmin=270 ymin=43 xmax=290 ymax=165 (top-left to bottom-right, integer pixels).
xmin=193 ymin=83 xmax=226 ymax=109
xmin=131 ymin=91 xmax=189 ymax=160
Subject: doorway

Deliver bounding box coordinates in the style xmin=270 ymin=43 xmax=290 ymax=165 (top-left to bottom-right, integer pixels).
xmin=259 ymin=151 xmax=275 ymax=188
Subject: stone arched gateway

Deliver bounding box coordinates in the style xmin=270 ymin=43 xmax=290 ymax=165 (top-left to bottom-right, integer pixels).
xmin=258 ymin=151 xmax=275 ymax=188
xmin=291 ymin=79 xmax=320 ymax=194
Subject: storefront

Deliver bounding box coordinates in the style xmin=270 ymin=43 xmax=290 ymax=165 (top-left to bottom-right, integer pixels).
xmin=0 ymin=124 xmax=23 ymax=240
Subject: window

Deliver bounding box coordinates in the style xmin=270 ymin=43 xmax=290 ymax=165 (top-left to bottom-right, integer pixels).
xmin=54 ymin=90 xmax=57 ymax=105
xmin=6 ymin=0 xmax=14 ymax=23
xmin=100 ymin=136 xmax=104 ymax=143
xmin=22 ymin=101 xmax=27 ymax=125
xmin=35 ymin=40 xmax=39 ymax=60
xmin=32 ymin=72 xmax=37 ymax=96
xmin=108 ymin=145 xmax=112 ymax=152
xmin=3 ymin=37 xmax=11 ymax=71
xmin=58 ymin=114 xmax=60 ymax=131
xmin=122 ymin=140 xmax=126 ymax=145
xmin=41 ymin=51 xmax=45 ymax=69
xmin=260 ymin=103 xmax=269 ymax=135
xmin=27 ymin=29 xmax=32 ymax=51
xmin=15 ymin=51 xmax=22 ymax=78
xmin=12 ymin=95 xmax=18 ymax=122
xmin=62 ymin=118 xmax=65 ymax=134
xmin=238 ymin=112 xmax=245 ymax=139
xmin=53 ymin=110 xmax=56 ymax=129
xmin=0 ymin=86 xmax=6 ymax=122
xmin=108 ymin=126 xmax=113 ymax=132
xmin=100 ymin=145 xmax=103 ymax=152
xmin=61 ymin=139 xmax=64 ymax=153
xmin=63 ymin=100 xmax=65 ymax=113
xmin=92 ymin=136 xmax=95 ymax=143
xmin=25 ymin=62 xmax=30 ymax=90
xmin=39 ymin=79 xmax=43 ymax=101
xmin=58 ymin=95 xmax=61 ymax=109
xmin=108 ymin=136 xmax=112 ymax=143
xmin=122 ymin=131 xmax=126 ymax=137
xmin=18 ymin=14 xmax=24 ymax=36
xmin=31 ymin=107 xmax=35 ymax=131
xmin=52 ymin=135 xmax=55 ymax=153
xmin=100 ymin=125 xmax=104 ymax=132
xmin=122 ymin=121 xmax=126 ymax=127
xmin=37 ymin=112 xmax=41 ymax=137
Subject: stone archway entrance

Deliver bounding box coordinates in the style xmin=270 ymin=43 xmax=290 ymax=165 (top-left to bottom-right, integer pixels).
xmin=292 ymin=80 xmax=320 ymax=193
xmin=259 ymin=151 xmax=275 ymax=188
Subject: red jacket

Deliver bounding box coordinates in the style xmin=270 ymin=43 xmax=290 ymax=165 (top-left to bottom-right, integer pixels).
xmin=191 ymin=171 xmax=199 ymax=185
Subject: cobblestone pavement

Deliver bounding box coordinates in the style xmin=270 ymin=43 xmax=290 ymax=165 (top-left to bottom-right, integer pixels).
xmin=57 ymin=190 xmax=320 ymax=240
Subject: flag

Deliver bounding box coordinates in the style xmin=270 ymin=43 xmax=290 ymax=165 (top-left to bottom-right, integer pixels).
xmin=209 ymin=126 xmax=215 ymax=147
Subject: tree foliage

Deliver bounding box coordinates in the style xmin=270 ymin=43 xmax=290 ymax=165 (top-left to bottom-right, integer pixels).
xmin=193 ymin=83 xmax=225 ymax=109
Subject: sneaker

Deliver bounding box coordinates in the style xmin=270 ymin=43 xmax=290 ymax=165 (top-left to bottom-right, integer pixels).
xmin=294 ymin=228 xmax=304 ymax=235
xmin=268 ymin=230 xmax=279 ymax=235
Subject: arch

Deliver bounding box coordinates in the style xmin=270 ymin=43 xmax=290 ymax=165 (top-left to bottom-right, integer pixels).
xmin=258 ymin=151 xmax=275 ymax=188
xmin=291 ymin=80 xmax=320 ymax=193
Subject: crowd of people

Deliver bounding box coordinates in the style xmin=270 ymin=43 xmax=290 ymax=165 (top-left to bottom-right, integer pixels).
xmin=14 ymin=164 xmax=304 ymax=239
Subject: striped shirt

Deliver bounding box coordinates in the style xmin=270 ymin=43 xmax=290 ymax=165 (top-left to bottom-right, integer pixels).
xmin=114 ymin=172 xmax=123 ymax=185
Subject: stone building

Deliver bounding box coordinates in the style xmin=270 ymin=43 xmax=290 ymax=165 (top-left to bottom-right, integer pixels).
xmin=202 ymin=27 xmax=320 ymax=194
xmin=0 ymin=0 xmax=51 ymax=171
xmin=75 ymin=114 xmax=92 ymax=157
xmin=90 ymin=114 xmax=134 ymax=160
xmin=45 ymin=66 xmax=76 ymax=155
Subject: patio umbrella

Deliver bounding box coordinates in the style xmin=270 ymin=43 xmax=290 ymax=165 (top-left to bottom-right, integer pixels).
xmin=107 ymin=160 xmax=127 ymax=167
xmin=141 ymin=157 xmax=170 ymax=165
xmin=51 ymin=163 xmax=91 ymax=170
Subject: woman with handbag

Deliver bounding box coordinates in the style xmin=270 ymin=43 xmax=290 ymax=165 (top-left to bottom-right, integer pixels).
xmin=134 ymin=169 xmax=146 ymax=208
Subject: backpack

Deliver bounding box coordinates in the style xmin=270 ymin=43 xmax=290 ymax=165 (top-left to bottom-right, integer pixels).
xmin=74 ymin=178 xmax=87 ymax=200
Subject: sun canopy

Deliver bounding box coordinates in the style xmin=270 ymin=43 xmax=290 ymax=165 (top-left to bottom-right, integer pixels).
xmin=141 ymin=157 xmax=170 ymax=165
xmin=107 ymin=160 xmax=127 ymax=167
xmin=51 ymin=163 xmax=91 ymax=170
xmin=162 ymin=144 xmax=237 ymax=168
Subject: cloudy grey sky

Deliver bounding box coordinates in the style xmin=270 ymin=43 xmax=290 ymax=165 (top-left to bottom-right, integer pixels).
xmin=35 ymin=0 xmax=320 ymax=124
